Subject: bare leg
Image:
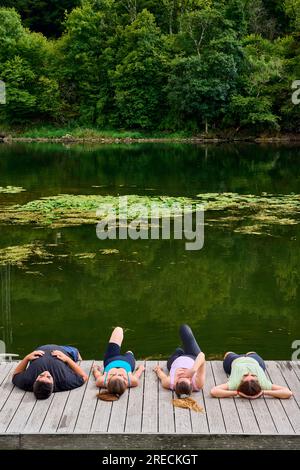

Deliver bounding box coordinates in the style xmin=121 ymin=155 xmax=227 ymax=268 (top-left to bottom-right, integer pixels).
xmin=109 ymin=327 xmax=124 ymax=346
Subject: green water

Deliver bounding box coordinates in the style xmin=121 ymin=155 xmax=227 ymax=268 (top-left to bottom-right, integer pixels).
xmin=0 ymin=142 xmax=299 ymax=360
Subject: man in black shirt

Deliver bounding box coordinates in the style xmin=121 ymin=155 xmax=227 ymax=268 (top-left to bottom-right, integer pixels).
xmin=12 ymin=344 xmax=88 ymax=399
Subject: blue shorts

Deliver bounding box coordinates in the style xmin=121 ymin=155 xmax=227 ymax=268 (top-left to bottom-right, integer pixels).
xmin=223 ymin=352 xmax=266 ymax=375
xmin=61 ymin=346 xmax=79 ymax=362
xmin=104 ymin=342 xmax=136 ymax=371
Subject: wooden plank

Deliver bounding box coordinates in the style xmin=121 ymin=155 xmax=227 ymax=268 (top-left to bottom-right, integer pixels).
xmin=0 ymin=363 xmax=14 ymax=386
xmin=57 ymin=361 xmax=93 ymax=433
xmin=39 ymin=360 xmax=88 ymax=434
xmin=211 ymin=361 xmax=242 ymax=434
xmin=7 ymin=391 xmax=36 ymax=433
xmin=90 ymin=362 xmax=112 ymax=433
xmin=0 ymin=368 xmax=15 ymax=411
xmin=266 ymin=361 xmax=300 ymax=433
xmin=174 ymin=401 xmax=192 ymax=434
xmin=202 ymin=362 xmax=226 ymax=434
xmin=107 ymin=375 xmax=130 ymax=433
xmin=142 ymin=360 xmax=158 ymax=433
xmin=250 ymin=397 xmax=277 ymax=434
xmin=18 ymin=433 xmax=300 ymax=450
xmin=40 ymin=390 xmax=70 ymax=433
xmin=190 ymin=389 xmax=209 ymax=434
xmin=74 ymin=361 xmax=97 ymax=433
xmin=157 ymin=361 xmax=175 ymax=434
xmin=16 ymin=433 xmax=300 ymax=453
xmin=0 ymin=384 xmax=26 ymax=432
xmin=213 ymin=361 xmax=259 ymax=435
xmin=264 ymin=362 xmax=294 ymax=434
xmin=218 ymin=359 xmax=260 ymax=435
xmin=290 ymin=361 xmax=300 ymax=380
xmin=125 ymin=361 xmax=145 ymax=433
xmin=23 ymin=394 xmax=55 ymax=433
xmin=90 ymin=397 xmax=112 ymax=433
xmin=277 ymin=361 xmax=300 ymax=407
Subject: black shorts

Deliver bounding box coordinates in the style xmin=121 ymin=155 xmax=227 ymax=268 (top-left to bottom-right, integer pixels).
xmin=103 ymin=342 xmax=136 ymax=371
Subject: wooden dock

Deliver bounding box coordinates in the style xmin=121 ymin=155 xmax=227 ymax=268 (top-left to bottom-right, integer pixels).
xmin=1 ymin=360 xmax=300 ymax=450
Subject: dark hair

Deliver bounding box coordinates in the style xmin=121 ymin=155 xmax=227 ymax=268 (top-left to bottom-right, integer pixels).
xmin=175 ymin=380 xmax=193 ymax=398
xmin=237 ymin=379 xmax=262 ymax=397
xmin=98 ymin=377 xmax=127 ymax=402
xmin=33 ymin=380 xmax=54 ymax=400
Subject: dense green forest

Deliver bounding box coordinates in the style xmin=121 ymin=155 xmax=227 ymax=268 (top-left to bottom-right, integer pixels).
xmin=0 ymin=0 xmax=299 ymax=134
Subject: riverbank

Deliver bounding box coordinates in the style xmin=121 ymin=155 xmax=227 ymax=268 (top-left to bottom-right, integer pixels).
xmin=1 ymin=126 xmax=300 ymax=144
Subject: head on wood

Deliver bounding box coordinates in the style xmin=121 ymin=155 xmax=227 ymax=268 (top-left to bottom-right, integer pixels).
xmin=238 ymin=379 xmax=261 ymax=397
xmin=33 ymin=371 xmax=54 ymax=399
xmin=175 ymin=379 xmax=193 ymax=398
xmin=98 ymin=377 xmax=127 ymax=401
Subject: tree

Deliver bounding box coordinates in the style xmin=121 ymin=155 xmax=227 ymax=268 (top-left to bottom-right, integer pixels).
xmin=109 ymin=9 xmax=170 ymax=129
xmin=0 ymin=8 xmax=61 ymax=124
xmin=178 ymin=0 xmax=233 ymax=56
xmin=57 ymin=0 xmax=117 ymax=124
xmin=0 ymin=0 xmax=81 ymax=37
xmin=166 ymin=45 xmax=240 ymax=132
xmin=224 ymin=34 xmax=284 ymax=132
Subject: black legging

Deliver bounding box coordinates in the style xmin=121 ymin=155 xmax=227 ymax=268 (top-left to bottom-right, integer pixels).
xmin=167 ymin=324 xmax=201 ymax=371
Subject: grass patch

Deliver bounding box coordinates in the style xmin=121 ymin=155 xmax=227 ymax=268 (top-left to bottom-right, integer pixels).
xmin=13 ymin=126 xmax=192 ymax=140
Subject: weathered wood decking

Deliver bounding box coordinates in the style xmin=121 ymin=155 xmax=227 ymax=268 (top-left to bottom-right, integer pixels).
xmin=1 ymin=360 xmax=300 ymax=450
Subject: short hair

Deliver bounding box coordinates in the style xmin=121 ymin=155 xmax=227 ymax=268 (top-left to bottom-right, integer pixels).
xmin=33 ymin=380 xmax=54 ymax=400
xmin=175 ymin=380 xmax=193 ymax=398
xmin=238 ymin=379 xmax=261 ymax=397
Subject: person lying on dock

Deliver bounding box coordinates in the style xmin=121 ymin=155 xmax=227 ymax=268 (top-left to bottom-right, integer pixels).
xmin=211 ymin=351 xmax=293 ymax=399
xmin=154 ymin=324 xmax=205 ymax=411
xmin=12 ymin=345 xmax=88 ymax=400
xmin=93 ymin=327 xmax=145 ymax=401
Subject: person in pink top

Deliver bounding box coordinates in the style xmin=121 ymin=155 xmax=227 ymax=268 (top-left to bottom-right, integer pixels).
xmin=154 ymin=324 xmax=206 ymax=398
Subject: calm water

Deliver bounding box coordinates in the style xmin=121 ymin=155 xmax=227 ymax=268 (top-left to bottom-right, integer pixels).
xmin=0 ymin=142 xmax=299 ymax=360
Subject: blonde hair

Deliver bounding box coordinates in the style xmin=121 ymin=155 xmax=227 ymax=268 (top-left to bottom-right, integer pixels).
xmin=172 ymin=397 xmax=204 ymax=412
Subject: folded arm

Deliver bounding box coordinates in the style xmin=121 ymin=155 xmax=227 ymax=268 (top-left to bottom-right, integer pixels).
xmin=211 ymin=383 xmax=238 ymax=398
xmin=264 ymin=385 xmax=293 ymax=399
xmin=13 ymin=350 xmax=45 ymax=377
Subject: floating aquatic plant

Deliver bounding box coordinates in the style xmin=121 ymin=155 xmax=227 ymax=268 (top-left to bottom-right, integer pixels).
xmin=0 ymin=243 xmax=52 ymax=266
xmin=0 ymin=193 xmax=298 ymax=236
xmin=100 ymin=249 xmax=120 ymax=255
xmin=0 ymin=186 xmax=26 ymax=194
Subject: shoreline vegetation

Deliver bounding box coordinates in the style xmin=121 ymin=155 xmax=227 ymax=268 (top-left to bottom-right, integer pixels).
xmin=1 ymin=128 xmax=300 ymax=144
xmin=0 ymin=3 xmax=300 ymax=137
